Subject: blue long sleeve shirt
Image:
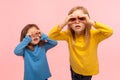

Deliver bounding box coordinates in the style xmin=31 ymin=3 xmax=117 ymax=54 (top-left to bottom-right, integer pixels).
xmin=14 ymin=34 xmax=57 ymax=80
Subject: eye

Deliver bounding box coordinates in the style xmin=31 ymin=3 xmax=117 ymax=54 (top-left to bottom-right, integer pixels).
xmin=36 ymin=32 xmax=41 ymax=35
xmin=78 ymin=17 xmax=86 ymax=20
xmin=69 ymin=18 xmax=76 ymax=21
xmin=38 ymin=32 xmax=41 ymax=34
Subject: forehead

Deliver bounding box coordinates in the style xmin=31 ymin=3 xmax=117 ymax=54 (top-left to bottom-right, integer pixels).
xmin=28 ymin=26 xmax=38 ymax=32
xmin=72 ymin=10 xmax=85 ymax=16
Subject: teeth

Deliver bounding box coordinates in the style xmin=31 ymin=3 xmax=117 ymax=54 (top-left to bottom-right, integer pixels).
xmin=34 ymin=38 xmax=38 ymax=41
xmin=76 ymin=26 xmax=80 ymax=27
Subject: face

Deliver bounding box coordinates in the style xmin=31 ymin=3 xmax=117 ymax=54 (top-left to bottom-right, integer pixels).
xmin=27 ymin=27 xmax=41 ymax=45
xmin=68 ymin=10 xmax=87 ymax=33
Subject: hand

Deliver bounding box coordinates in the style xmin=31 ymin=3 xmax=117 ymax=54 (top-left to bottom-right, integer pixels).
xmin=40 ymin=33 xmax=48 ymax=40
xmin=59 ymin=14 xmax=76 ymax=28
xmin=26 ymin=30 xmax=42 ymax=38
xmin=35 ymin=30 xmax=42 ymax=38
xmin=81 ymin=14 xmax=95 ymax=26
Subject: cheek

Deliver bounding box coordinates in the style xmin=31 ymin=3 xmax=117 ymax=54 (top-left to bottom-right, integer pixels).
xmin=82 ymin=20 xmax=87 ymax=24
xmin=82 ymin=26 xmax=86 ymax=30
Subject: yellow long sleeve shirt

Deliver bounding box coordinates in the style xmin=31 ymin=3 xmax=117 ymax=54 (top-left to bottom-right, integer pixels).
xmin=48 ymin=22 xmax=113 ymax=75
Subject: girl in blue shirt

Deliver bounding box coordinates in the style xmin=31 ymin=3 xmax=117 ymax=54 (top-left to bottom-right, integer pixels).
xmin=14 ymin=24 xmax=57 ymax=80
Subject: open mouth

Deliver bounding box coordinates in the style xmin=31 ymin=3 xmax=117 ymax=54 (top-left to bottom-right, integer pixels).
xmin=75 ymin=25 xmax=81 ymax=28
xmin=33 ymin=38 xmax=39 ymax=41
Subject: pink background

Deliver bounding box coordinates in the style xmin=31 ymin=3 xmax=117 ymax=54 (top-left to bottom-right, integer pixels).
xmin=0 ymin=0 xmax=119 ymax=80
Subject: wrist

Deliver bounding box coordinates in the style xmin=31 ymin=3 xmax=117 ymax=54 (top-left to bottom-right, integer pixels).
xmin=59 ymin=23 xmax=66 ymax=28
xmin=90 ymin=20 xmax=96 ymax=26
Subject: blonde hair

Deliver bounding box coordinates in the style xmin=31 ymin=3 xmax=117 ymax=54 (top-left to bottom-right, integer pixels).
xmin=68 ymin=6 xmax=91 ymax=47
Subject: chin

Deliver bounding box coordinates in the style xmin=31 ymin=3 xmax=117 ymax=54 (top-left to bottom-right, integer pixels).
xmin=75 ymin=29 xmax=83 ymax=32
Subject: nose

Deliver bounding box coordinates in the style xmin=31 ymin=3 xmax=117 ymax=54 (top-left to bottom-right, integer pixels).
xmin=75 ymin=19 xmax=80 ymax=23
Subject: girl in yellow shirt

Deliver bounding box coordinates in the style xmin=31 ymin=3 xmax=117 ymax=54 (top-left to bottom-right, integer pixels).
xmin=49 ymin=6 xmax=113 ymax=80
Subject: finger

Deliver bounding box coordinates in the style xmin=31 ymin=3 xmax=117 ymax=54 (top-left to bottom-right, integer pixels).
xmin=26 ymin=32 xmax=32 ymax=37
xmin=37 ymin=30 xmax=41 ymax=34
xmin=83 ymin=14 xmax=89 ymax=21
xmin=30 ymin=33 xmax=34 ymax=38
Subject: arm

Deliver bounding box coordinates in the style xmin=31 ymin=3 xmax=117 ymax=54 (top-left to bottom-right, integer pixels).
xmin=14 ymin=35 xmax=32 ymax=56
xmin=48 ymin=25 xmax=70 ymax=40
xmin=82 ymin=14 xmax=113 ymax=41
xmin=48 ymin=15 xmax=73 ymax=40
xmin=92 ymin=22 xmax=113 ymax=41
xmin=41 ymin=33 xmax=57 ymax=51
